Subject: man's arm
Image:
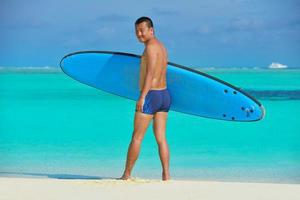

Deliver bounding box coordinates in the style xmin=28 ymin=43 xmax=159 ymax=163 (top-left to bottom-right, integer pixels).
xmin=135 ymin=44 xmax=157 ymax=112
xmin=139 ymin=44 xmax=157 ymax=99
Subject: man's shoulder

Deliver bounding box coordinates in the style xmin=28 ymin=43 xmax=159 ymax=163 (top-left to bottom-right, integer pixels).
xmin=145 ymin=43 xmax=157 ymax=53
xmin=146 ymin=39 xmax=162 ymax=50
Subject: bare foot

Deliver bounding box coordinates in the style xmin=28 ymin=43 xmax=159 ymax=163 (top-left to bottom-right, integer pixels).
xmin=162 ymin=172 xmax=170 ymax=181
xmin=120 ymin=173 xmax=131 ymax=180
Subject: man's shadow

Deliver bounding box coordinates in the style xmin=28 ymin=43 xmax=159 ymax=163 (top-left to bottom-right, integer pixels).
xmin=0 ymin=171 xmax=119 ymax=180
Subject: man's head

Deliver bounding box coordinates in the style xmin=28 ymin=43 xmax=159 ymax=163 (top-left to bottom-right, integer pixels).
xmin=135 ymin=17 xmax=154 ymax=43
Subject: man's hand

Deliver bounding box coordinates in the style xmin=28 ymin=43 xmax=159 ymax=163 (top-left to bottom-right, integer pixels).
xmin=136 ymin=97 xmax=145 ymax=112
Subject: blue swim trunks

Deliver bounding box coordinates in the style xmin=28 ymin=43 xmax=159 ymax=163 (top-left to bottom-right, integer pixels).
xmin=139 ymin=88 xmax=171 ymax=115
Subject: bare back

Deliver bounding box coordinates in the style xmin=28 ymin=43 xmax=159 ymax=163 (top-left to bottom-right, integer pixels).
xmin=139 ymin=39 xmax=168 ymax=90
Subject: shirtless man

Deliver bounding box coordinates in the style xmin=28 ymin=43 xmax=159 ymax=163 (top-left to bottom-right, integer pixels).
xmin=121 ymin=17 xmax=171 ymax=181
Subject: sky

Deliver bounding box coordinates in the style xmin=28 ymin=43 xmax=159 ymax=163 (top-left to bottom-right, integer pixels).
xmin=0 ymin=0 xmax=300 ymax=68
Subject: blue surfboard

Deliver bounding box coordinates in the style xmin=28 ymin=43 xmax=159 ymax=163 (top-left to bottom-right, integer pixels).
xmin=60 ymin=51 xmax=265 ymax=121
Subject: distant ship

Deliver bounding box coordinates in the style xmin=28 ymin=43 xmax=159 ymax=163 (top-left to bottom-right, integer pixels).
xmin=269 ymin=62 xmax=288 ymax=69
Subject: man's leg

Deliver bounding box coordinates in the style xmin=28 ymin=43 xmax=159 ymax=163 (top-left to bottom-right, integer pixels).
xmin=153 ymin=111 xmax=170 ymax=180
xmin=121 ymin=111 xmax=153 ymax=180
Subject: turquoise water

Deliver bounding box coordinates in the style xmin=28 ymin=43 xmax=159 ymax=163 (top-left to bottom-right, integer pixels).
xmin=1 ymin=69 xmax=300 ymax=183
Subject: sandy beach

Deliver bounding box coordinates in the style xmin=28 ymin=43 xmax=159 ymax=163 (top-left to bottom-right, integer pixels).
xmin=1 ymin=177 xmax=300 ymax=200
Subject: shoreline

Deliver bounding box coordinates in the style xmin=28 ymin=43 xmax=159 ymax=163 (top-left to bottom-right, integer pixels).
xmin=1 ymin=177 xmax=300 ymax=200
xmin=1 ymin=171 xmax=299 ymax=185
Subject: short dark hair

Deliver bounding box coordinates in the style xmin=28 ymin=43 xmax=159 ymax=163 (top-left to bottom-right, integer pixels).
xmin=135 ymin=16 xmax=153 ymax=28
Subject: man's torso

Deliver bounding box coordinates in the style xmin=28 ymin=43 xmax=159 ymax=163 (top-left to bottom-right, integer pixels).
xmin=139 ymin=39 xmax=168 ymax=90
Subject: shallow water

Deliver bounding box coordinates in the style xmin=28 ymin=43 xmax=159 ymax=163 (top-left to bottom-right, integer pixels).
xmin=1 ymin=69 xmax=299 ymax=183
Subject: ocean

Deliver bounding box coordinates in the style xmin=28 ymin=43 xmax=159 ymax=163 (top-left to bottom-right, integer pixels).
xmin=0 ymin=68 xmax=299 ymax=183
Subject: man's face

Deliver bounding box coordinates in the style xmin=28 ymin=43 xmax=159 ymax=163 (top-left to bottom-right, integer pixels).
xmin=135 ymin=22 xmax=153 ymax=43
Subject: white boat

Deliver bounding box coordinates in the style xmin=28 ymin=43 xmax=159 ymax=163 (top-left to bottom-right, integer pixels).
xmin=269 ymin=62 xmax=288 ymax=69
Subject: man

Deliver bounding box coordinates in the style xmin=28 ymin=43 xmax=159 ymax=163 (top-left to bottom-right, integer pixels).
xmin=121 ymin=17 xmax=171 ymax=181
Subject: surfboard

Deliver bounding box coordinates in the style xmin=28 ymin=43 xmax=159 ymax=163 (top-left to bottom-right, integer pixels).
xmin=60 ymin=51 xmax=265 ymax=121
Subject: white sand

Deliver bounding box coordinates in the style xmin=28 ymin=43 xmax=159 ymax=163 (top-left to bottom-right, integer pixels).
xmin=1 ymin=177 xmax=300 ymax=200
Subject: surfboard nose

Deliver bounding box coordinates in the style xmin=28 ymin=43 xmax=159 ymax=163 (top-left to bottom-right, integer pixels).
xmin=260 ymin=105 xmax=266 ymax=120
xmin=60 ymin=53 xmax=113 ymax=82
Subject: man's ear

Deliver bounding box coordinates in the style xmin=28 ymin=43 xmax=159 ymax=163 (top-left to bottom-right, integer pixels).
xmin=150 ymin=27 xmax=154 ymax=35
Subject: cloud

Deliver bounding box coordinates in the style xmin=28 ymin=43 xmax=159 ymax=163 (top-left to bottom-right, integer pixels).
xmin=229 ymin=17 xmax=264 ymax=31
xmin=0 ymin=16 xmax=50 ymax=30
xmin=151 ymin=7 xmax=180 ymax=16
xmin=94 ymin=14 xmax=132 ymax=23
xmin=196 ymin=25 xmax=211 ymax=34
xmin=96 ymin=27 xmax=116 ymax=38
xmin=229 ymin=0 xmax=251 ymax=3
xmin=62 ymin=36 xmax=82 ymax=47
